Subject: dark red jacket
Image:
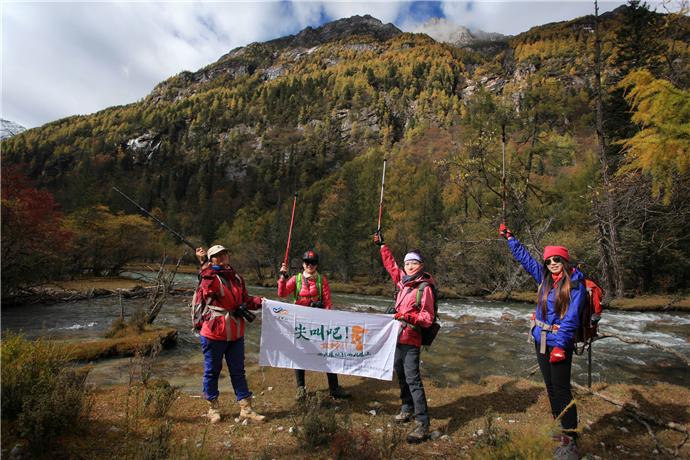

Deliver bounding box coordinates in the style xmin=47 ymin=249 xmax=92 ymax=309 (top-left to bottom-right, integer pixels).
xmin=380 ymin=245 xmax=435 ymax=347
xmin=199 ymin=266 xmax=261 ymax=341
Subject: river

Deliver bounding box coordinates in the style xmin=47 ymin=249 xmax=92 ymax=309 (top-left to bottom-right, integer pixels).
xmin=2 ymin=273 xmax=689 ymax=392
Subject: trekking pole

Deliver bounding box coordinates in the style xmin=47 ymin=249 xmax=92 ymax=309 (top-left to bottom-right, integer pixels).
xmin=587 ymin=346 xmax=592 ymax=388
xmin=283 ymin=193 xmax=298 ymax=268
xmin=112 ymin=186 xmax=198 ymax=251
xmin=377 ymin=158 xmax=387 ymax=233
xmin=501 ymin=123 xmax=507 ymax=223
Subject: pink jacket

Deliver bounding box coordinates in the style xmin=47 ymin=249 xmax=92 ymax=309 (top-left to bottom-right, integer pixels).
xmin=380 ymin=245 xmax=435 ymax=347
xmin=277 ymin=272 xmax=333 ymax=308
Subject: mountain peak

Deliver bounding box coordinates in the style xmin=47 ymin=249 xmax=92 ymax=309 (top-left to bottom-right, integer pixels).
xmin=414 ymin=18 xmax=506 ymax=46
xmin=269 ymin=14 xmax=402 ymax=49
xmin=1 ymin=119 xmax=26 ymax=140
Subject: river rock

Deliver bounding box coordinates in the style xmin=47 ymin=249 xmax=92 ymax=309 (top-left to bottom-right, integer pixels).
xmin=500 ymin=312 xmax=515 ymax=321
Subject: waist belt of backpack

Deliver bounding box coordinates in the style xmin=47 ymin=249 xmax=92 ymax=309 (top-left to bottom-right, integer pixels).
xmin=529 ymin=318 xmax=560 ymax=354
xmin=207 ymin=304 xmax=239 ymax=341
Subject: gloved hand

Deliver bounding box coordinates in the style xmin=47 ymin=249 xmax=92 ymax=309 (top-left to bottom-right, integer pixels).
xmin=310 ymin=301 xmax=324 ymax=309
xmin=590 ymin=313 xmax=601 ymax=325
xmin=278 ymin=263 xmax=289 ymax=280
xmin=530 ymin=312 xmax=536 ymax=321
xmin=549 ymin=347 xmax=566 ymax=363
xmin=373 ymin=230 xmax=384 ymax=246
xmin=394 ymin=312 xmax=414 ymax=324
xmin=499 ymin=223 xmax=513 ymax=240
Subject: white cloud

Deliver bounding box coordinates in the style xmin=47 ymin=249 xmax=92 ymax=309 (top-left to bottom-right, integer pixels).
xmin=439 ymin=1 xmax=628 ymax=35
xmin=2 ymin=1 xmax=667 ymax=128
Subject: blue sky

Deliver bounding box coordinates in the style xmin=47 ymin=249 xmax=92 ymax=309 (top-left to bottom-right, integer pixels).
xmin=2 ymin=1 xmax=639 ymax=128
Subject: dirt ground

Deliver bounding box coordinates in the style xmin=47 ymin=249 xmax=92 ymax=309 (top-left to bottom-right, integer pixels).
xmin=6 ymin=366 xmax=686 ymax=460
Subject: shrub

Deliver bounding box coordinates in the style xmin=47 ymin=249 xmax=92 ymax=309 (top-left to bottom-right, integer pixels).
xmin=1 ymin=333 xmax=91 ymax=453
xmin=330 ymin=426 xmax=404 ymax=460
xmin=293 ymin=393 xmax=341 ymax=449
xmin=471 ymin=411 xmax=553 ymax=460
xmin=143 ymin=378 xmax=180 ymax=418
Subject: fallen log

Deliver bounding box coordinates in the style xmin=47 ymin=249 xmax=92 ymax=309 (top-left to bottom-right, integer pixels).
xmin=595 ymin=330 xmax=690 ymax=367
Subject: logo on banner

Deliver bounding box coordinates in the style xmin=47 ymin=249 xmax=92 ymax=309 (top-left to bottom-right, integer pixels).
xmin=271 ymin=306 xmax=288 ymax=315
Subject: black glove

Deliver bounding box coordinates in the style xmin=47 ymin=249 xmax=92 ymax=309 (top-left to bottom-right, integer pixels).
xmin=374 ymin=230 xmax=384 ymax=246
xmin=279 ymin=270 xmax=289 ymax=281
xmin=233 ymin=303 xmax=256 ymax=322
xmin=310 ymin=301 xmax=324 ymax=309
xmin=591 ymin=313 xmax=601 ymax=325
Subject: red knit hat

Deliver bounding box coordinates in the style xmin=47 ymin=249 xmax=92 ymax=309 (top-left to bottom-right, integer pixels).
xmin=543 ymin=246 xmax=570 ymax=262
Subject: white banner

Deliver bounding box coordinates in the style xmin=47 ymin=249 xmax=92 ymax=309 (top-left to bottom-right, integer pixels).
xmin=259 ymin=299 xmax=401 ymax=381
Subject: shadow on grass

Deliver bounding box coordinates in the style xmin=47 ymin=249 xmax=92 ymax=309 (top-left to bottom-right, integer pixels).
xmin=433 ymin=380 xmax=543 ymax=435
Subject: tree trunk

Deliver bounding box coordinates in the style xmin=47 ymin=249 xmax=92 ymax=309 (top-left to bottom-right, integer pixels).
xmin=593 ymin=0 xmax=625 ymax=298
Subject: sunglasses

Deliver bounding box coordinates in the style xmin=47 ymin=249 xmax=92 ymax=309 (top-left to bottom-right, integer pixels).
xmin=545 ymin=256 xmax=564 ymax=265
xmin=303 ymin=260 xmax=318 ymax=266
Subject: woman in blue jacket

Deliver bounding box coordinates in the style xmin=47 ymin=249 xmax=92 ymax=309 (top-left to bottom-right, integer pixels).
xmin=500 ymin=224 xmax=585 ymax=460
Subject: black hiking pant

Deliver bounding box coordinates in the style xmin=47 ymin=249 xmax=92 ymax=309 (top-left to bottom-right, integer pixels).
xmin=394 ymin=344 xmax=429 ymax=428
xmin=295 ymin=369 xmax=339 ymax=390
xmin=535 ymin=343 xmax=577 ymax=436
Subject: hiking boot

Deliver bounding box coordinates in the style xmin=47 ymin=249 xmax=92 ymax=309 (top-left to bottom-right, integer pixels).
xmin=207 ymin=399 xmax=221 ymax=423
xmin=295 ymin=386 xmax=307 ymax=402
xmin=393 ymin=410 xmax=413 ymax=423
xmin=239 ymin=397 xmax=266 ymax=423
xmin=329 ymin=386 xmax=351 ymax=400
xmin=406 ymin=421 xmax=429 ymax=443
xmin=554 ymin=435 xmax=579 ymax=460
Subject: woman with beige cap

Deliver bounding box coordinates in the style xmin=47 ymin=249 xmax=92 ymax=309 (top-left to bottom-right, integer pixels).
xmin=194 ymin=245 xmax=266 ymax=424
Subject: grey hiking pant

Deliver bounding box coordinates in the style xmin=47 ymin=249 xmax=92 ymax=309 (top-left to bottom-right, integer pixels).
xmin=394 ymin=344 xmax=429 ymax=427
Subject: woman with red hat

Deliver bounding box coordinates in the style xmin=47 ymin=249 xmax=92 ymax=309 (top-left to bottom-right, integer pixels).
xmin=278 ymin=250 xmax=351 ymax=400
xmin=499 ymin=224 xmax=586 ymax=460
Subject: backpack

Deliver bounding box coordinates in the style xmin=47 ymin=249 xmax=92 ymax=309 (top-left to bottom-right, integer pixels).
xmin=414 ymin=282 xmax=441 ymax=347
xmin=191 ymin=282 xmax=210 ymax=331
xmin=574 ymin=278 xmax=604 ymax=354
xmin=294 ymin=273 xmax=322 ymax=302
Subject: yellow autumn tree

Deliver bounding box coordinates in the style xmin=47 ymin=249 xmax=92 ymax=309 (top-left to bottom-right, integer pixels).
xmin=618 ymin=70 xmax=690 ymax=203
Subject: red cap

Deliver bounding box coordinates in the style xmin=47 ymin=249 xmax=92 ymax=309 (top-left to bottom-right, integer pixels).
xmin=543 ymin=246 xmax=570 ymax=262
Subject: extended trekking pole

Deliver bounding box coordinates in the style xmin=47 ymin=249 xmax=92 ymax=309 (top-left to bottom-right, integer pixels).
xmin=112 ymin=186 xmax=198 ymax=251
xmin=501 ymin=124 xmax=507 ymax=223
xmin=283 ymin=193 xmax=298 ymax=269
xmin=377 ymin=158 xmax=387 ymax=233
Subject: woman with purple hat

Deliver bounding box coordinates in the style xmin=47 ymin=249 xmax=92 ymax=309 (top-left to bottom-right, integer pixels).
xmin=373 ymin=231 xmax=436 ymax=444
xmin=499 ymin=224 xmax=586 ymax=460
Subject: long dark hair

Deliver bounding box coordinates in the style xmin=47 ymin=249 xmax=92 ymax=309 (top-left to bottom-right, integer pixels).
xmin=538 ymin=259 xmax=574 ymax=319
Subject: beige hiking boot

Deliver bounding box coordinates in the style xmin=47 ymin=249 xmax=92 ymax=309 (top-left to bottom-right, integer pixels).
xmin=207 ymin=399 xmax=221 ymax=423
xmin=239 ymin=397 xmax=266 ymax=422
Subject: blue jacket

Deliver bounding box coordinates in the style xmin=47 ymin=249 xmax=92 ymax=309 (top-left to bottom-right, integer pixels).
xmin=508 ymin=238 xmax=586 ymax=350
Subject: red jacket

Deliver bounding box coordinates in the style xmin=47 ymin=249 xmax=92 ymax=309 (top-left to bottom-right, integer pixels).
xmin=199 ymin=266 xmax=262 ymax=341
xmin=380 ymin=245 xmax=435 ymax=347
xmin=277 ymin=272 xmax=333 ymax=308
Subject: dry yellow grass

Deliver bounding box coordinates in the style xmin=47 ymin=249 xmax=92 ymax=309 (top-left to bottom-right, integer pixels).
xmin=59 ymin=328 xmax=178 ymax=361
xmin=5 ymin=367 xmax=685 ymax=459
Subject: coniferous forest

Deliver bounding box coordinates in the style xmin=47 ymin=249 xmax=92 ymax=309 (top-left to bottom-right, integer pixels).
xmin=2 ymin=2 xmax=689 ymax=300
